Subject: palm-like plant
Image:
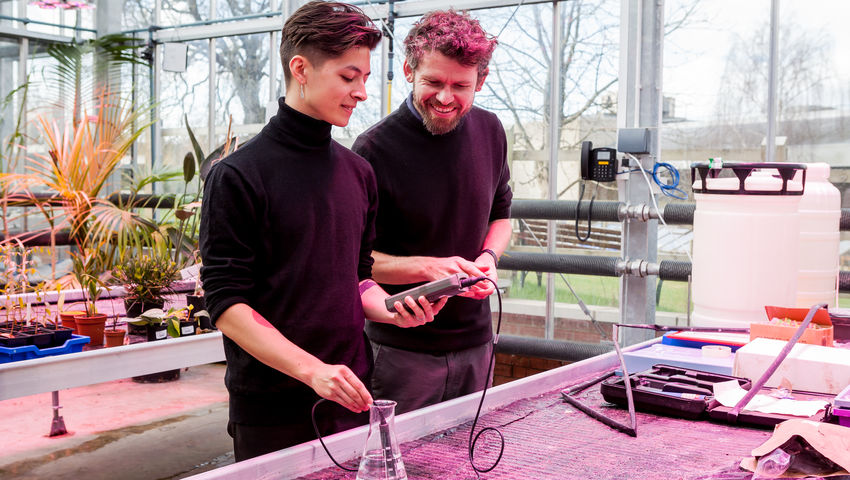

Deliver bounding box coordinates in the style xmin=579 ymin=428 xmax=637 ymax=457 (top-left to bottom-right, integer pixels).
xmin=1 ymin=88 xmax=155 ymax=268
xmin=47 ymin=33 xmax=147 ymax=127
xmin=1 ymin=33 xmax=155 ymax=277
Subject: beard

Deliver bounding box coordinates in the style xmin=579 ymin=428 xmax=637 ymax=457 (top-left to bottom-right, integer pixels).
xmin=412 ymin=92 xmax=471 ymax=135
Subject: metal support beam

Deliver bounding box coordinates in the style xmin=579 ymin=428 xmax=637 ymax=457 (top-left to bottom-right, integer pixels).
xmin=390 ymin=0 xmax=552 ymax=18
xmin=765 ymin=0 xmax=779 ymax=163
xmin=617 ymin=0 xmax=662 ymax=346
xmin=544 ymin=0 xmax=564 ymax=340
xmin=0 ymin=25 xmax=76 ymax=43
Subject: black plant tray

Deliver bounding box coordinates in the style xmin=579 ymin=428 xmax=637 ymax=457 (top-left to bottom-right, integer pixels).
xmin=0 ymin=328 xmax=32 ymax=347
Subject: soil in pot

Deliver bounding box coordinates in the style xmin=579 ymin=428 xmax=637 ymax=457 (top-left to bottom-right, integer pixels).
xmin=75 ymin=314 xmax=108 ymax=347
xmin=104 ymin=329 xmax=126 ymax=347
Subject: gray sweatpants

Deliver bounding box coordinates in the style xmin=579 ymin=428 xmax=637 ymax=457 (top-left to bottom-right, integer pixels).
xmin=370 ymin=340 xmax=494 ymax=415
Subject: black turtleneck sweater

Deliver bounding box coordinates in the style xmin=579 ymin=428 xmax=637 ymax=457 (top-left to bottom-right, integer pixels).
xmin=200 ymin=98 xmax=378 ymax=424
xmin=352 ymin=99 xmax=512 ymax=353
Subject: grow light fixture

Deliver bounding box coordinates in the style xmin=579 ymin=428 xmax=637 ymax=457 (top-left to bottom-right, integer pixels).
xmin=31 ymin=0 xmax=94 ymax=9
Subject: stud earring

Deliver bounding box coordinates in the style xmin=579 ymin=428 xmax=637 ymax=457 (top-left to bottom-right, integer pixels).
xmin=299 ymin=83 xmax=305 ymax=99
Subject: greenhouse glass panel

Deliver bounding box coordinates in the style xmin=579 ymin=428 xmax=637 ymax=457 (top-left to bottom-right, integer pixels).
xmin=215 ymin=0 xmax=269 ymax=20
xmin=0 ymin=39 xmax=21 ymax=178
xmin=779 ymin=0 xmax=850 ymax=307
xmin=662 ymin=0 xmax=771 ymax=165
xmin=160 ymin=0 xmax=210 ymax=28
xmin=215 ymin=32 xmax=268 ymax=141
xmin=160 ymin=39 xmax=208 ymax=193
xmin=123 ymin=0 xmax=154 ymax=30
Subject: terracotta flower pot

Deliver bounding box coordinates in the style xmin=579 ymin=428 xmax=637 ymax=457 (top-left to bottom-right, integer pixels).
xmin=75 ymin=313 xmax=108 ymax=346
xmin=59 ymin=310 xmax=86 ymax=335
xmin=104 ymin=329 xmax=126 ymax=347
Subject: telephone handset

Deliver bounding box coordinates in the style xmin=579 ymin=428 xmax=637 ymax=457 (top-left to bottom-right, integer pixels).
xmin=580 ymin=141 xmax=617 ymax=182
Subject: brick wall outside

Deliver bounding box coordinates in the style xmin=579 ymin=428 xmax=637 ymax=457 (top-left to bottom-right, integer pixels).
xmin=493 ymin=353 xmax=569 ymax=386
xmin=491 ymin=312 xmax=611 ymax=385
xmin=493 ymin=312 xmax=613 ymax=343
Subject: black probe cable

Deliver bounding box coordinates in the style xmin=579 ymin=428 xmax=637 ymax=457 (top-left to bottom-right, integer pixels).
xmin=461 ymin=275 xmax=505 ymax=477
xmin=574 ymin=181 xmax=596 ymax=242
xmin=311 ymin=275 xmax=506 ymax=477
xmin=311 ymin=398 xmax=358 ymax=471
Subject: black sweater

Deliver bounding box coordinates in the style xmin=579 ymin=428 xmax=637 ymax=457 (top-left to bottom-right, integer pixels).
xmin=352 ymin=100 xmax=512 ymax=352
xmin=200 ymin=98 xmax=378 ymax=424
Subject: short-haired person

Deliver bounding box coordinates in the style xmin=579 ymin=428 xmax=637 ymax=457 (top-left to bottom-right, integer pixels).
xmin=200 ymin=1 xmax=444 ymax=461
xmin=352 ymin=10 xmax=513 ymax=414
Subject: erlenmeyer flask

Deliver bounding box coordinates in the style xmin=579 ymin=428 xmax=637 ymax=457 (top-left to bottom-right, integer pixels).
xmin=356 ymin=399 xmax=407 ymax=480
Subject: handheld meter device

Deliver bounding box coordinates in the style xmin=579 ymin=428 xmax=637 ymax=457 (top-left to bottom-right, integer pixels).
xmin=384 ymin=273 xmax=470 ymax=313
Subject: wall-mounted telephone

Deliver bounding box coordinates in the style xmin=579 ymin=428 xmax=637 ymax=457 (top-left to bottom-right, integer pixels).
xmin=580 ymin=141 xmax=617 ymax=182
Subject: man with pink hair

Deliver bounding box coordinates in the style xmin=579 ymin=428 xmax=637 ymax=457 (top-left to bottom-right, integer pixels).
xmin=353 ymin=9 xmax=513 ymax=414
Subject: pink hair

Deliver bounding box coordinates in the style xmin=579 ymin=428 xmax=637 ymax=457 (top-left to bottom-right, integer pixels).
xmin=404 ymin=10 xmax=498 ymax=79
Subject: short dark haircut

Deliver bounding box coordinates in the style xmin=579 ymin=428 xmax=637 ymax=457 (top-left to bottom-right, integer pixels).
xmin=279 ymin=1 xmax=382 ymax=86
xmin=404 ymin=9 xmax=497 ymax=80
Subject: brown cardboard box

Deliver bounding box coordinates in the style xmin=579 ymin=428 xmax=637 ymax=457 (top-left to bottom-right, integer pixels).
xmin=751 ymin=306 xmax=833 ymax=347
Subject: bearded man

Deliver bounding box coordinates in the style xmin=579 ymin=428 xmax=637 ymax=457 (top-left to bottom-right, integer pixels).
xmin=352 ymin=9 xmax=513 ymax=414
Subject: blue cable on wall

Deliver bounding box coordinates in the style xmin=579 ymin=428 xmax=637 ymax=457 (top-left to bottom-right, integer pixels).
xmin=651 ymin=162 xmax=688 ymax=200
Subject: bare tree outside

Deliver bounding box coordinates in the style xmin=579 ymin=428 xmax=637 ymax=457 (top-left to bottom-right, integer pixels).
xmin=708 ymin=21 xmax=834 ymax=150
xmin=122 ymin=0 xmax=270 ymax=129
xmin=472 ymin=1 xmax=698 ymax=198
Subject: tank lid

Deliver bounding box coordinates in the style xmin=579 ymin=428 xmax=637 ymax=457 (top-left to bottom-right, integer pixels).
xmin=690 ymin=162 xmax=807 ymax=196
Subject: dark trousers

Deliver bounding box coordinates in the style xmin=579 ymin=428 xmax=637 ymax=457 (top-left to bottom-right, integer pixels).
xmin=228 ymin=400 xmax=367 ymax=462
xmin=370 ymin=341 xmax=493 ymax=415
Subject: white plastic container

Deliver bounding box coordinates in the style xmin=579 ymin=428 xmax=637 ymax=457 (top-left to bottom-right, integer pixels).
xmin=690 ymin=163 xmax=805 ymax=328
xmin=795 ymin=163 xmax=840 ymax=308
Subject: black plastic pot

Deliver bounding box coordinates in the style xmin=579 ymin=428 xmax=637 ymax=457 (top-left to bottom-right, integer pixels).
xmin=124 ymin=298 xmax=166 ymax=319
xmin=125 ymin=299 xmax=165 ymax=335
xmin=133 ymin=323 xmax=180 ymax=383
xmin=177 ymin=319 xmax=196 ymax=337
xmin=21 ymin=327 xmax=54 ymax=348
xmin=45 ymin=325 xmax=74 ymax=346
xmin=145 ymin=323 xmax=168 ymax=342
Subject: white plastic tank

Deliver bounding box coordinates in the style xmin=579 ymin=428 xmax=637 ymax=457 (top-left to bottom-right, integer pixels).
xmin=690 ymin=162 xmax=806 ymax=328
xmin=795 ymin=162 xmax=840 ymax=308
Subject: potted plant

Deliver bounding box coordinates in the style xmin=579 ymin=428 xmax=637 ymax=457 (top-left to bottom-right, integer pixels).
xmin=103 ymin=316 xmax=126 ymax=347
xmin=164 ymin=305 xmax=196 ymax=338
xmin=114 ymin=253 xmax=180 ymax=333
xmin=127 ymin=308 xmax=183 ymax=383
xmin=70 ymin=251 xmax=109 ymax=347
xmin=128 ymin=308 xmax=169 ymax=342
xmin=0 ymin=243 xmax=56 ymax=347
